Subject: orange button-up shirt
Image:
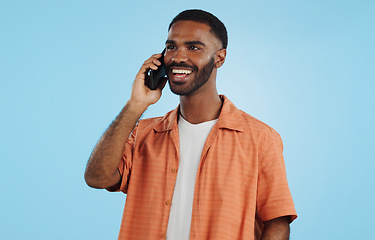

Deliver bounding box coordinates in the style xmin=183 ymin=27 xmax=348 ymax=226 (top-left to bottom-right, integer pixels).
xmin=113 ymin=95 xmax=297 ymax=240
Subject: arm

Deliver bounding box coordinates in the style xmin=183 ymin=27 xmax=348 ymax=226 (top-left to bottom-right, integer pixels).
xmin=260 ymin=216 xmax=290 ymax=240
xmin=84 ymin=53 xmax=167 ymax=189
xmin=257 ymin=129 xmax=297 ymax=238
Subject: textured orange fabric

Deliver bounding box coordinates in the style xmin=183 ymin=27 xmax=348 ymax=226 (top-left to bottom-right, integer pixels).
xmin=113 ymin=95 xmax=297 ymax=240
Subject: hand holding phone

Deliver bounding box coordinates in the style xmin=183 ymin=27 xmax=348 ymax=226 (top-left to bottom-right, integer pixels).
xmin=147 ymin=49 xmax=167 ymax=90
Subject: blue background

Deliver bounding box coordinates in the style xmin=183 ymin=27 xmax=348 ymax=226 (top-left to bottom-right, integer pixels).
xmin=1 ymin=0 xmax=374 ymax=239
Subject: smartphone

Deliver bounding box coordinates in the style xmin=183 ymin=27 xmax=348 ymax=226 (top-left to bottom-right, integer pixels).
xmin=147 ymin=49 xmax=167 ymax=90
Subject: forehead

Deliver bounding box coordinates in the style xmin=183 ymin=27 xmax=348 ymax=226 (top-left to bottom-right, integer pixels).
xmin=167 ymin=20 xmax=220 ymax=47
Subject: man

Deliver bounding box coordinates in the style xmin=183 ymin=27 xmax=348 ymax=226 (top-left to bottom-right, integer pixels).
xmin=85 ymin=9 xmax=297 ymax=240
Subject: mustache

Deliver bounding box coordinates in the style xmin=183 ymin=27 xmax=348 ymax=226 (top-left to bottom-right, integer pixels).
xmin=165 ymin=62 xmax=198 ymax=72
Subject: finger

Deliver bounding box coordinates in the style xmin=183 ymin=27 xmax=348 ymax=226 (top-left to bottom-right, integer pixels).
xmin=139 ymin=61 xmax=158 ymax=74
xmin=152 ymin=58 xmax=161 ymax=66
xmin=135 ymin=53 xmax=164 ymax=80
xmin=142 ymin=55 xmax=163 ymax=69
xmin=144 ymin=56 xmax=162 ymax=66
xmin=152 ymin=53 xmax=163 ymax=58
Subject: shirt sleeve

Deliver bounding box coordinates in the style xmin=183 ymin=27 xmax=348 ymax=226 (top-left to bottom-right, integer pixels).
xmin=106 ymin=124 xmax=138 ymax=193
xmin=256 ymin=127 xmax=297 ymax=223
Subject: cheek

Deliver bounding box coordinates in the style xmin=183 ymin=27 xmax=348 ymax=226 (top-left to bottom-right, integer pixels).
xmin=194 ymin=56 xmax=214 ymax=69
xmin=163 ymin=55 xmax=171 ymax=64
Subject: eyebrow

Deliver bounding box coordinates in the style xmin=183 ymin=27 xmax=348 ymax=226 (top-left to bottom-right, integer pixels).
xmin=166 ymin=40 xmax=206 ymax=47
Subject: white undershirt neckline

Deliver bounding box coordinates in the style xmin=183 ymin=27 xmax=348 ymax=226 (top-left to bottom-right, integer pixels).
xmin=166 ymin=114 xmax=218 ymax=240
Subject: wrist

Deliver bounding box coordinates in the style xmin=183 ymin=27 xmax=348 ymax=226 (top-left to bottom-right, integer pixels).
xmin=126 ymin=99 xmax=149 ymax=114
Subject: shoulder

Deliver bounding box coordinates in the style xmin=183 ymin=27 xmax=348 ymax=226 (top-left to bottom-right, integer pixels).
xmin=220 ymin=95 xmax=280 ymax=137
xmin=137 ymin=116 xmax=164 ymax=130
xmin=135 ymin=108 xmax=178 ymax=133
xmin=240 ymin=110 xmax=280 ymax=137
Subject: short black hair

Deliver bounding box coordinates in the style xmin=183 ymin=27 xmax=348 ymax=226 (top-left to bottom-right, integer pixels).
xmin=168 ymin=9 xmax=228 ymax=49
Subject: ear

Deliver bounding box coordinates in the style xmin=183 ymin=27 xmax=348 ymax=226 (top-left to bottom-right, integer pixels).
xmin=215 ymin=49 xmax=227 ymax=68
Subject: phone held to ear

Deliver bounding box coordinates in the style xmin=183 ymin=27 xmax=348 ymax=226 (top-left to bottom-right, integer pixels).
xmin=147 ymin=49 xmax=167 ymax=90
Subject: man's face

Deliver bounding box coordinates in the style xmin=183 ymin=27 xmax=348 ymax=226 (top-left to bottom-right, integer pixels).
xmin=164 ymin=20 xmax=222 ymax=96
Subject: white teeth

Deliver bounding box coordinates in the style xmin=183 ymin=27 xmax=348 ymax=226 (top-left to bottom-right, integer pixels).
xmin=172 ymin=69 xmax=192 ymax=75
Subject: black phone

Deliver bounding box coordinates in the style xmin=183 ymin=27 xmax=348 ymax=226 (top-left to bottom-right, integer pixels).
xmin=147 ymin=49 xmax=167 ymax=90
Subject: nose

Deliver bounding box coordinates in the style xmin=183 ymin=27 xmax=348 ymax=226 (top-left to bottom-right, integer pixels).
xmin=171 ymin=48 xmax=188 ymax=63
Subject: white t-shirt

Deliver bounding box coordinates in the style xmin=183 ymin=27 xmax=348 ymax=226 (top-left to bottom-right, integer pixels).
xmin=166 ymin=115 xmax=218 ymax=240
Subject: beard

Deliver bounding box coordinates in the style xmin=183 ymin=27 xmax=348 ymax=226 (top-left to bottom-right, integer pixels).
xmin=167 ymin=56 xmax=215 ymax=96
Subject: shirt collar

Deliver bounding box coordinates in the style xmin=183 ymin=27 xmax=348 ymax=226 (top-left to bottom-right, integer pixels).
xmin=153 ymin=95 xmax=244 ymax=133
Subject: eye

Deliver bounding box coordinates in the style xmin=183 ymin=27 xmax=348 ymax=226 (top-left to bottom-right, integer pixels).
xmin=188 ymin=46 xmax=200 ymax=51
xmin=166 ymin=45 xmax=176 ymax=50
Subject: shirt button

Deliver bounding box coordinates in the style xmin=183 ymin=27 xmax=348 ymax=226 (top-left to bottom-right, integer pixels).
xmin=160 ymin=233 xmax=165 ymax=238
xmin=166 ymin=200 xmax=171 ymax=205
xmin=171 ymin=169 xmax=176 ymax=173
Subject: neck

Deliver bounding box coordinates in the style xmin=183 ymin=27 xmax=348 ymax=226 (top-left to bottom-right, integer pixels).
xmin=179 ymin=92 xmax=222 ymax=124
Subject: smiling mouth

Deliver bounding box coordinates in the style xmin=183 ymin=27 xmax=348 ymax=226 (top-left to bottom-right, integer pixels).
xmin=171 ymin=69 xmax=193 ymax=75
